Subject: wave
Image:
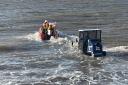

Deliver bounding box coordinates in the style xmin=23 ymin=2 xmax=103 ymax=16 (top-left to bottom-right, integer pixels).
xmin=22 ymin=31 xmax=78 ymax=47
xmin=0 ymin=44 xmax=38 ymax=52
xmin=22 ymin=31 xmax=78 ymax=43
xmin=104 ymin=46 xmax=128 ymax=59
xmin=0 ymin=45 xmax=14 ymax=52
xmin=0 ymin=30 xmax=79 ymax=54
xmin=18 ymin=31 xmax=128 ymax=56
xmin=105 ymin=46 xmax=128 ymax=52
xmin=23 ymin=32 xmax=42 ymax=42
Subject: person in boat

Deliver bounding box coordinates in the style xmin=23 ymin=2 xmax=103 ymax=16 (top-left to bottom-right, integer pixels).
xmin=38 ymin=20 xmax=58 ymax=40
xmin=49 ymin=23 xmax=59 ymax=38
xmin=43 ymin=20 xmax=49 ymax=28
xmin=39 ymin=20 xmax=49 ymax=33
xmin=39 ymin=20 xmax=49 ymax=40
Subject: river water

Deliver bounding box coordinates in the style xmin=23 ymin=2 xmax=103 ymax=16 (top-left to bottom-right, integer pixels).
xmin=0 ymin=0 xmax=128 ymax=85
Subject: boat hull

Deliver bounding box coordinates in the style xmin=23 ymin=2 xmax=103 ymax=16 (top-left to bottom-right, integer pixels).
xmin=39 ymin=32 xmax=51 ymax=40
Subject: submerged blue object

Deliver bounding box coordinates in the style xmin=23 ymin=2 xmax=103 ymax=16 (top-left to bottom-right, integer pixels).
xmin=78 ymin=29 xmax=106 ymax=57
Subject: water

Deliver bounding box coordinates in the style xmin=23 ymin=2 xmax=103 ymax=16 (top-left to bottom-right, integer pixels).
xmin=0 ymin=0 xmax=128 ymax=85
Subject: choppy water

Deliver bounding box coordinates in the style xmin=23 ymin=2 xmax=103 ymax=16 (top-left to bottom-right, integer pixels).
xmin=0 ymin=0 xmax=128 ymax=85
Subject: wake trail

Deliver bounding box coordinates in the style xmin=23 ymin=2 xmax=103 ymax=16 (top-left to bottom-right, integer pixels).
xmin=105 ymin=46 xmax=128 ymax=52
xmin=21 ymin=30 xmax=78 ymax=45
xmin=17 ymin=31 xmax=128 ymax=56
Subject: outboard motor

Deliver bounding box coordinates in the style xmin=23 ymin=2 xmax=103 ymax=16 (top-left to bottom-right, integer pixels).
xmin=78 ymin=29 xmax=106 ymax=57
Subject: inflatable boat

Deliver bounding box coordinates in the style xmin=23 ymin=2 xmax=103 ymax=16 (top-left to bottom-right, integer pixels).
xmin=38 ymin=29 xmax=58 ymax=41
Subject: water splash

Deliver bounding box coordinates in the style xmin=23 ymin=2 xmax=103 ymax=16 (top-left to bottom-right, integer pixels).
xmin=105 ymin=46 xmax=128 ymax=52
xmin=24 ymin=32 xmax=42 ymax=42
xmin=21 ymin=31 xmax=79 ymax=54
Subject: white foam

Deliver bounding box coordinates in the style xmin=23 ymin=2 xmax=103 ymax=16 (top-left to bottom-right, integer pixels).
xmin=24 ymin=32 xmax=42 ymax=42
xmin=19 ymin=30 xmax=68 ymax=43
xmin=50 ymin=36 xmax=68 ymax=44
xmin=16 ymin=31 xmax=79 ymax=56
xmin=105 ymin=46 xmax=128 ymax=52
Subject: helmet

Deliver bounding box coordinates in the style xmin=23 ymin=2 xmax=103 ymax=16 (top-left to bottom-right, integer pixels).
xmin=44 ymin=20 xmax=48 ymax=23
